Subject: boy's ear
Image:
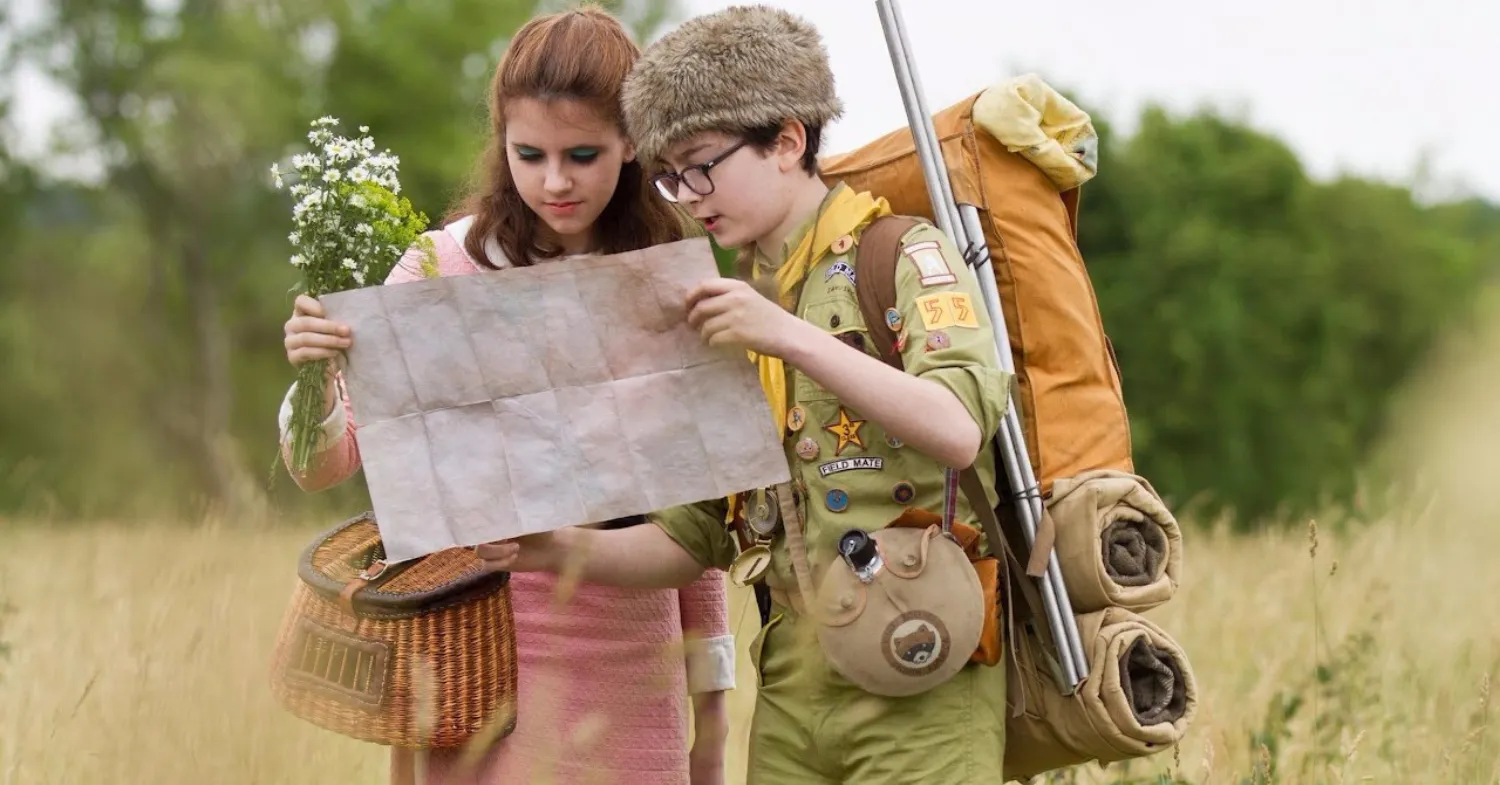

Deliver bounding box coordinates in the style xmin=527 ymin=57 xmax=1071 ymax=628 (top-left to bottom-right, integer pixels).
xmin=623 ymin=139 xmax=638 ymax=165
xmin=775 ymin=119 xmax=808 ymax=174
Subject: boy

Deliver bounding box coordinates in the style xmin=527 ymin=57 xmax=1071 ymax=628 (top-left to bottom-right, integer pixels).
xmin=481 ymin=6 xmax=1012 ymax=782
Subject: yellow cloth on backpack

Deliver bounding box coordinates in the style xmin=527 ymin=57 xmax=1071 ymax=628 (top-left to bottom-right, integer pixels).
xmin=974 ymin=73 xmax=1099 ymax=191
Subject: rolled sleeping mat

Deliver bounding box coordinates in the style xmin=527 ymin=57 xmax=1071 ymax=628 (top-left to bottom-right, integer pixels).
xmin=1003 ymin=607 xmax=1198 ymax=782
xmin=1047 ymin=470 xmax=1182 ymax=614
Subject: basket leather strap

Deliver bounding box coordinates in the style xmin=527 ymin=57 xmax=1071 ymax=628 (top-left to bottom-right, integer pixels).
xmin=339 ymin=577 xmax=370 ymax=620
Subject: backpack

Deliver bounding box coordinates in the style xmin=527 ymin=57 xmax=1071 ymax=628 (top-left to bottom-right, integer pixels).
xmin=822 ymin=87 xmax=1198 ymax=781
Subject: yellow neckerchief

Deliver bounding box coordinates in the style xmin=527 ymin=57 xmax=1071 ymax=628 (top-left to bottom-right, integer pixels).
xmin=727 ymin=186 xmax=893 ymax=524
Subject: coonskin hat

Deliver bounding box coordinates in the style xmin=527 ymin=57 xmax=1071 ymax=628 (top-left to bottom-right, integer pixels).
xmin=622 ymin=5 xmax=844 ymax=164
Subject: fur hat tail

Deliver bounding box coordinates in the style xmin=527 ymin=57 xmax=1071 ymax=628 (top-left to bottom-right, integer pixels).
xmin=622 ymin=5 xmax=843 ymax=164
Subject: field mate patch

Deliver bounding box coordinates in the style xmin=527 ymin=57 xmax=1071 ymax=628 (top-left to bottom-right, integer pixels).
xmin=914 ymin=292 xmax=980 ymax=331
xmin=901 ymin=240 xmax=956 ymax=287
xmin=817 ymin=456 xmax=885 ymax=478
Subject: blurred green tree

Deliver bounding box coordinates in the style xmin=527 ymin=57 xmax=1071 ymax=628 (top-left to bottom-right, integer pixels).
xmin=1078 ymin=104 xmax=1499 ymax=525
xmin=0 ymin=0 xmax=681 ymax=519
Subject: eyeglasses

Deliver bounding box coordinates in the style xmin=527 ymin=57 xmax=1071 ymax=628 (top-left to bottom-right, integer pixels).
xmin=650 ymin=141 xmax=747 ymax=203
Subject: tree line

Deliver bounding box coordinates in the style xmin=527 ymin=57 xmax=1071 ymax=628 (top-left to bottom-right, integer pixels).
xmin=0 ymin=0 xmax=1495 ymax=528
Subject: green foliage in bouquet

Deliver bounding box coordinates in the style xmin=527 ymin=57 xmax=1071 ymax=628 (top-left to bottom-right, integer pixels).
xmin=272 ymin=117 xmax=437 ymax=473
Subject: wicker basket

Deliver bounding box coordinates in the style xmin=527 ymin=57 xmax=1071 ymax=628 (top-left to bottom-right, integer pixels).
xmin=269 ymin=511 xmax=518 ymax=749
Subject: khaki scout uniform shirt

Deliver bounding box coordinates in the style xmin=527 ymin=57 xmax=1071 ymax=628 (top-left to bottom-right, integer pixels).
xmin=654 ymin=184 xmax=1011 ymax=602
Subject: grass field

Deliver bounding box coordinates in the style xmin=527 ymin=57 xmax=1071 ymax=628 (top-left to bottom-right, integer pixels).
xmin=5 ymin=329 xmax=1500 ymax=784
xmin=1 ymin=499 xmax=1495 ymax=784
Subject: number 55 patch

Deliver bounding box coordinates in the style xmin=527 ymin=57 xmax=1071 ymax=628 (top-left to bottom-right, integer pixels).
xmin=914 ymin=292 xmax=980 ymax=330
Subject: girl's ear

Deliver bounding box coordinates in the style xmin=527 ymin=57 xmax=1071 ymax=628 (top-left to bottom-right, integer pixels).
xmin=623 ymin=139 xmax=638 ymax=164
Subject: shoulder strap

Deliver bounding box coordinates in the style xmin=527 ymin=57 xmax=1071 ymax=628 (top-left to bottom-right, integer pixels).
xmin=854 ymin=214 xmax=1055 ymax=640
xmin=854 ymin=215 xmax=922 ymax=369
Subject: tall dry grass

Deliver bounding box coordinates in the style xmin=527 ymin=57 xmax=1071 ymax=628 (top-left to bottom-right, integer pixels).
xmin=5 ymin=305 xmax=1500 ymax=784
xmin=2 ymin=495 xmax=1496 ymax=784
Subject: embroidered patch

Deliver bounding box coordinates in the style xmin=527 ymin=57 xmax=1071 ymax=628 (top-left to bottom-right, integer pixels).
xmin=824 ymin=408 xmax=867 ymax=456
xmin=825 ymin=260 xmax=856 ymax=285
xmin=915 ymin=292 xmax=979 ymax=331
xmin=902 ymin=240 xmax=957 ymax=287
xmin=818 ymin=456 xmax=885 ymax=477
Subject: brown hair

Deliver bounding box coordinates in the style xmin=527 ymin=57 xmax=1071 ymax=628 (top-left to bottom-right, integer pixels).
xmin=445 ymin=5 xmax=683 ymax=268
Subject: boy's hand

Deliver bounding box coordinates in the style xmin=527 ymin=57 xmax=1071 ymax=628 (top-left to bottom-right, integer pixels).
xmin=476 ymin=531 xmax=563 ymax=574
xmin=686 ymin=278 xmax=810 ymax=356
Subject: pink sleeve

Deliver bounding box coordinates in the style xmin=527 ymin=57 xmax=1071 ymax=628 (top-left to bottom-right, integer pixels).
xmin=679 ymin=568 xmax=736 ymax=693
xmin=277 ymin=237 xmax=452 ymax=492
xmin=680 ymin=568 xmax=730 ymax=637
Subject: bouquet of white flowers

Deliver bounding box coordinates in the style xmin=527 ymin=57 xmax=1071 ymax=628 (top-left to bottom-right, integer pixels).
xmin=272 ymin=116 xmax=436 ymax=473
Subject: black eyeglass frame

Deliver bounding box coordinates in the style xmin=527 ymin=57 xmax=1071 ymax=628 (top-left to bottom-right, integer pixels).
xmin=649 ymin=140 xmax=748 ymax=203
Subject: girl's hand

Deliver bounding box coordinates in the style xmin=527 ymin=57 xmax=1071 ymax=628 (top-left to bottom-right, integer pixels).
xmin=689 ymin=691 xmax=728 ymax=785
xmin=283 ymin=294 xmax=351 ymax=416
xmin=283 ymin=294 xmax=353 ymax=368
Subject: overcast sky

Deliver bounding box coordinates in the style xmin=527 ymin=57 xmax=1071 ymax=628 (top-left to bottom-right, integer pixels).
xmin=680 ymin=0 xmax=1497 ymax=202
xmin=6 ymin=0 xmax=1497 ymax=201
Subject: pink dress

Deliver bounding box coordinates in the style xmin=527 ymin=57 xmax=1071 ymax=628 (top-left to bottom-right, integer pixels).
xmin=278 ymin=219 xmax=735 ymax=785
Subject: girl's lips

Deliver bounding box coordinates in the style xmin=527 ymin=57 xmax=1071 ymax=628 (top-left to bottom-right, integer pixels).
xmin=703 ymin=216 xmax=722 ymax=232
xmin=545 ymin=201 xmax=580 ymax=216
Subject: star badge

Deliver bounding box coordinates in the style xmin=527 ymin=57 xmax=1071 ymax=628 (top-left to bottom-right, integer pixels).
xmin=824 ymin=408 xmax=867 ymax=456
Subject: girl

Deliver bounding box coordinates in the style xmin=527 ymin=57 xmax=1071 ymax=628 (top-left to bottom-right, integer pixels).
xmin=277 ymin=8 xmax=733 ymax=785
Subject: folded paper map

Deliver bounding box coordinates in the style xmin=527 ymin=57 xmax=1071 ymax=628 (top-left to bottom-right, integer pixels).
xmin=320 ymin=237 xmax=790 ymax=563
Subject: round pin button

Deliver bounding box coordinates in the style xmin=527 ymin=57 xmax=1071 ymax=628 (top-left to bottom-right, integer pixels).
xmin=786 ymin=405 xmax=806 ymax=432
xmin=884 ymin=307 xmax=903 ymax=332
xmin=926 ymin=330 xmax=950 ymax=351
xmin=892 ymin=481 xmax=916 ymax=504
xmin=831 ymin=234 xmax=854 ymax=254
xmin=825 ymin=488 xmax=850 ymax=512
xmin=796 ymin=438 xmax=820 ymax=461
xmin=886 ymin=435 xmax=904 ymax=449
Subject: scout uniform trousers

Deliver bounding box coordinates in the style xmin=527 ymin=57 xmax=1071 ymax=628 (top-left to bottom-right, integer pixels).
xmin=745 ymin=600 xmax=1008 ymax=784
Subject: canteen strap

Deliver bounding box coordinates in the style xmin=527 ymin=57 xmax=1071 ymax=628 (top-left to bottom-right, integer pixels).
xmin=941 ymin=467 xmax=959 ymax=536
xmin=774 ymin=480 xmax=819 ymax=618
